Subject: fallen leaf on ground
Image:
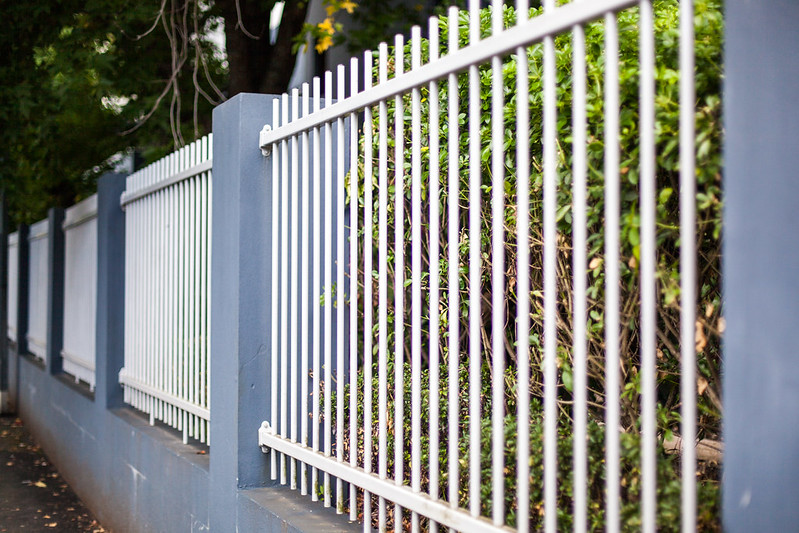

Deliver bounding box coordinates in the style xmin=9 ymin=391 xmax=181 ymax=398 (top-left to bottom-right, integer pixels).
xmin=34 ymin=481 xmax=47 ymax=488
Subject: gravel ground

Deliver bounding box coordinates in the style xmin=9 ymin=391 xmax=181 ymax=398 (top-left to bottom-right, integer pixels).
xmin=0 ymin=414 xmax=106 ymax=532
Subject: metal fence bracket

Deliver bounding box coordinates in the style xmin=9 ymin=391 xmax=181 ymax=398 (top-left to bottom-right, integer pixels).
xmin=259 ymin=125 xmax=272 ymax=156
xmin=258 ymin=421 xmax=274 ymax=454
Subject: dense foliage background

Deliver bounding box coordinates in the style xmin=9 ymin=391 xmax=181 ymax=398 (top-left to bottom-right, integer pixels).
xmin=337 ymin=1 xmax=723 ymax=529
xmin=0 ymin=0 xmax=457 ymax=225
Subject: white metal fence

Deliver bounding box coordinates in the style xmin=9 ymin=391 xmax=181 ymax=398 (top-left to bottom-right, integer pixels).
xmin=27 ymin=219 xmax=49 ymax=361
xmin=258 ymin=0 xmax=721 ymax=531
xmin=7 ymin=231 xmax=18 ymax=343
xmin=62 ymin=194 xmax=99 ymax=390
xmin=120 ymin=135 xmax=213 ymax=445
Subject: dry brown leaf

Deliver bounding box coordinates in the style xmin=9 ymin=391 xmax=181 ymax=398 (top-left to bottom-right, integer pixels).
xmin=628 ymin=256 xmax=638 ymax=269
xmin=589 ymin=257 xmax=602 ymax=270
xmin=695 ymin=320 xmax=707 ymax=352
xmin=697 ymin=377 xmax=709 ymax=396
xmin=705 ymin=303 xmax=715 ymax=318
xmin=34 ymin=481 xmax=47 ymax=488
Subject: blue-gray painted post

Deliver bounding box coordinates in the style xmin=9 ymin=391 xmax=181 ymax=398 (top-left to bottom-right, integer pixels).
xmin=45 ymin=207 xmax=65 ymax=375
xmin=6 ymin=223 xmax=29 ymax=411
xmin=723 ymin=2 xmax=799 ymax=531
xmin=0 ymin=192 xmax=8 ymax=412
xmin=95 ymin=173 xmax=126 ymax=410
xmin=16 ymin=224 xmax=29 ymax=359
xmin=210 ymin=93 xmax=280 ymax=531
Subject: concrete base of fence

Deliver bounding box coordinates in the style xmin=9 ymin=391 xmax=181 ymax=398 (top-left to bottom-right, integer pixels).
xmin=239 ymin=487 xmax=361 ymax=533
xmin=16 ymin=350 xmax=360 ymax=532
xmin=16 ymin=353 xmax=211 ymax=532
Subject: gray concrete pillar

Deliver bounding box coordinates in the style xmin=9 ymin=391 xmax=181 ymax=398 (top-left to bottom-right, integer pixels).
xmin=723 ymin=1 xmax=799 ymax=530
xmin=0 ymin=194 xmax=8 ymax=412
xmin=209 ymin=93 xmax=281 ymax=531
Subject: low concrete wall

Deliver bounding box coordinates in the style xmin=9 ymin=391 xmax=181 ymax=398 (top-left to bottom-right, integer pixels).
xmin=16 ymin=351 xmax=211 ymax=532
xmin=16 ymin=350 xmax=358 ymax=532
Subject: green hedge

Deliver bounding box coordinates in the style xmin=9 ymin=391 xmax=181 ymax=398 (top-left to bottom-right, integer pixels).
xmin=333 ymin=1 xmax=723 ymax=530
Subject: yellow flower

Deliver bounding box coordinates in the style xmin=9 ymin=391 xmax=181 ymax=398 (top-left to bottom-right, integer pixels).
xmin=340 ymin=0 xmax=357 ymax=14
xmin=325 ymin=5 xmax=336 ymax=16
xmin=317 ymin=18 xmax=334 ymax=35
xmin=315 ymin=35 xmax=333 ymax=53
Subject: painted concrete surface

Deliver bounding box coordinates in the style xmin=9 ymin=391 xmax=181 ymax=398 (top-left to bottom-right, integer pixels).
xmin=723 ymin=1 xmax=799 ymax=531
xmin=16 ymin=353 xmax=211 ymax=533
xmin=16 ymin=351 xmax=360 ymax=532
xmin=209 ymin=93 xmax=359 ymax=533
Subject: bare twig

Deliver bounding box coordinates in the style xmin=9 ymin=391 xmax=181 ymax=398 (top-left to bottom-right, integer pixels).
xmin=663 ymin=434 xmax=723 ymax=464
xmin=235 ymin=0 xmax=261 ymax=39
xmin=120 ymin=2 xmax=188 ymax=139
xmin=129 ymin=0 xmax=169 ymax=41
xmin=119 ymin=61 xmax=185 ymax=136
xmin=191 ymin=2 xmax=225 ymax=105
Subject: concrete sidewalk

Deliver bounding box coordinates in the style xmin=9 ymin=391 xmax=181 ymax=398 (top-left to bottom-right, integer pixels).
xmin=0 ymin=414 xmax=106 ymax=532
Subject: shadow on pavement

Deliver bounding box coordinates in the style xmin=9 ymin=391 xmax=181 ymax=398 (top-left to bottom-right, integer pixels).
xmin=0 ymin=414 xmax=106 ymax=532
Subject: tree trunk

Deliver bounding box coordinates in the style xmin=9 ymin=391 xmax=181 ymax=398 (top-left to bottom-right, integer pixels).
xmin=218 ymin=0 xmax=310 ymax=97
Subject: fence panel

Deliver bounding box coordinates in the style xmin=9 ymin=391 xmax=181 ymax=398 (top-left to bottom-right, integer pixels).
xmin=257 ymin=0 xmax=721 ymax=531
xmin=7 ymin=231 xmax=18 ymax=343
xmin=62 ymin=194 xmax=98 ymax=389
xmin=27 ymin=219 xmax=49 ymax=361
xmin=120 ymin=135 xmax=213 ymax=445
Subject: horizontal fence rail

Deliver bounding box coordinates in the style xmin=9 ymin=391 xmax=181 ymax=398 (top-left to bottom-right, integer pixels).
xmin=62 ymin=194 xmax=99 ymax=390
xmin=7 ymin=231 xmax=18 ymax=343
xmin=258 ymin=0 xmax=722 ymax=531
xmin=120 ymin=135 xmax=213 ymax=445
xmin=27 ymin=219 xmax=49 ymax=362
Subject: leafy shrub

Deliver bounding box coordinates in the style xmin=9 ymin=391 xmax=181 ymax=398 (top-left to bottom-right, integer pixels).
xmin=329 ymin=0 xmax=723 ymax=530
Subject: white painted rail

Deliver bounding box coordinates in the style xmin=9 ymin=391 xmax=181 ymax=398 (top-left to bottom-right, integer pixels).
xmin=120 ymin=135 xmax=212 ymax=445
xmin=7 ymin=231 xmax=18 ymax=342
xmin=257 ymin=0 xmax=717 ymax=531
xmin=62 ymin=194 xmax=99 ymax=389
xmin=27 ymin=219 xmax=49 ymax=362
